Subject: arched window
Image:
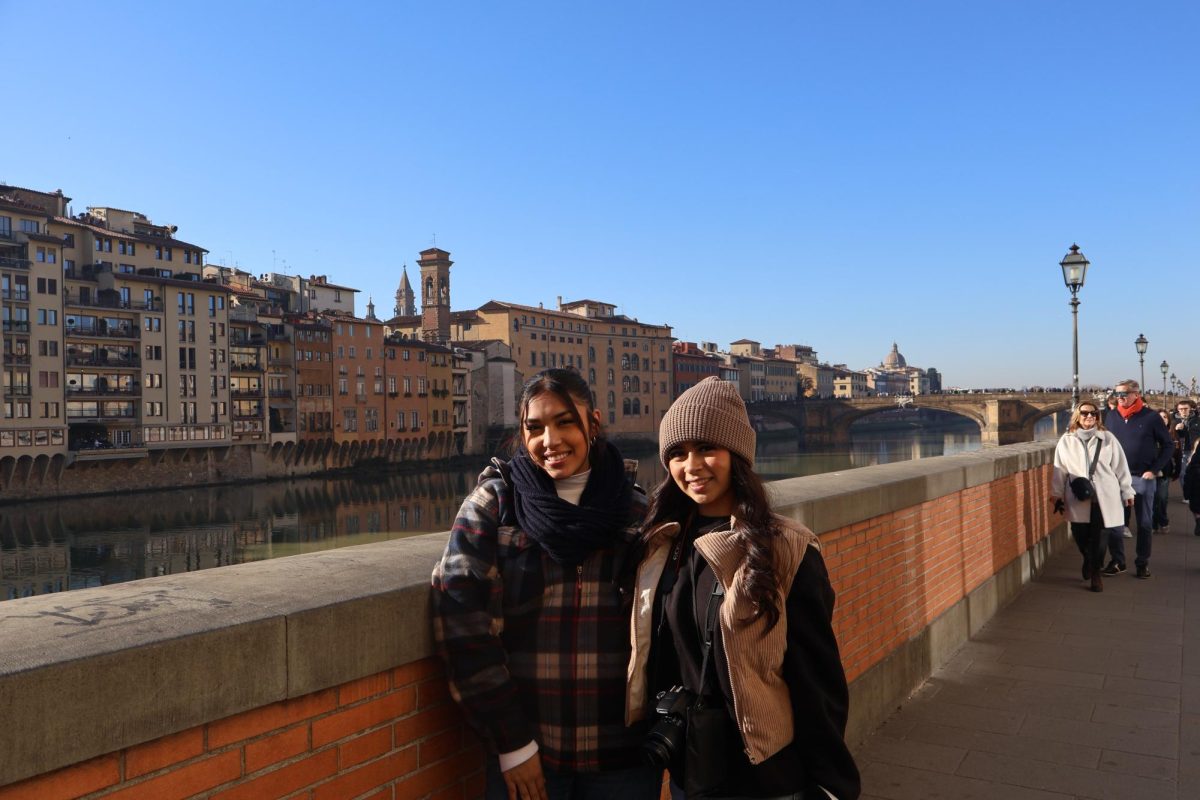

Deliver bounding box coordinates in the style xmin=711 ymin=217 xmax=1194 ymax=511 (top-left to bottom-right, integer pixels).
xmin=632 ymin=398 xmax=641 ymax=415
xmin=631 ymin=376 xmax=640 ymax=392
xmin=620 ymin=354 xmax=629 ymax=370
xmin=607 ymin=347 xmax=614 ymax=363
xmin=589 ymin=368 xmax=596 ymax=384
xmin=623 ymin=398 xmax=632 ymax=415
xmin=589 ymin=346 xmax=596 ymax=361
xmin=608 ymin=391 xmax=616 ymax=408
xmin=608 ymin=369 xmax=614 ymax=383
xmin=622 ymin=376 xmax=631 ymax=392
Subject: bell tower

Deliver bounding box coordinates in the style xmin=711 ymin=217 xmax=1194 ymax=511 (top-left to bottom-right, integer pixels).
xmin=418 ymin=248 xmax=452 ymax=344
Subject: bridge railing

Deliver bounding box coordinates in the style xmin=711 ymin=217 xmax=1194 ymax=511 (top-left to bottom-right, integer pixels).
xmin=0 ymin=441 xmax=1064 ymax=798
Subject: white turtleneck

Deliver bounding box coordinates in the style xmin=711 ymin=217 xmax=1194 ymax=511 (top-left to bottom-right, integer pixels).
xmin=554 ymin=469 xmax=590 ymax=505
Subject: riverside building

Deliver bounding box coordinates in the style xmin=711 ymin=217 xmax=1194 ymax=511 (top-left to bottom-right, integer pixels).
xmin=1 ymin=183 xmax=249 ymax=500
xmin=1 ymin=187 xmax=68 ymax=460
xmin=386 ymin=248 xmax=674 ymax=440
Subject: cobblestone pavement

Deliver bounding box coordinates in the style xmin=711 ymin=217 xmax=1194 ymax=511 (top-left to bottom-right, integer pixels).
xmin=856 ymin=493 xmax=1200 ymax=800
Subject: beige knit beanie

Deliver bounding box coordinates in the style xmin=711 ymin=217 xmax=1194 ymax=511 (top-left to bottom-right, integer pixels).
xmin=659 ymin=376 xmax=756 ymax=467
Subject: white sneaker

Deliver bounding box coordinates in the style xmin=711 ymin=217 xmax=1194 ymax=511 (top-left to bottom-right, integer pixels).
xmin=1122 ymin=526 xmax=1133 ymax=539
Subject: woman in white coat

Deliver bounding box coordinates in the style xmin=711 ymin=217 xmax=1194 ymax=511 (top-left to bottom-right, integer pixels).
xmin=1051 ymin=400 xmax=1135 ymax=592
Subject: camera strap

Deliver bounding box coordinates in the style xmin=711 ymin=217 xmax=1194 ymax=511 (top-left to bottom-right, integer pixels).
xmin=1086 ymin=438 xmax=1102 ymax=480
xmin=696 ymin=579 xmax=725 ymax=699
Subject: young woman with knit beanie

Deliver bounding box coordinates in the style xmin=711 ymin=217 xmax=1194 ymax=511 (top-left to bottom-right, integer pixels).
xmin=627 ymin=376 xmax=860 ymax=800
xmin=432 ymin=369 xmax=661 ymax=800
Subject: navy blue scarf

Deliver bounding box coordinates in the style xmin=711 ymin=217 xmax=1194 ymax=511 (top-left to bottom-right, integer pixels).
xmin=508 ymin=441 xmax=633 ymax=566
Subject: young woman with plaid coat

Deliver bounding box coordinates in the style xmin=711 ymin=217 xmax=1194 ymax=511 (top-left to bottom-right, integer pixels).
xmin=432 ymin=369 xmax=660 ymax=800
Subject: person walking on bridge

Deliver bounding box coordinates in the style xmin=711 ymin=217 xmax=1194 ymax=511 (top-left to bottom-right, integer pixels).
xmin=1173 ymin=399 xmax=1200 ymax=501
xmin=1051 ymin=401 xmax=1134 ymax=592
xmin=1102 ymin=379 xmax=1174 ymax=579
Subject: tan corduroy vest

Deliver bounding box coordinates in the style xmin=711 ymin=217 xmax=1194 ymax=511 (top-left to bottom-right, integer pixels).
xmin=627 ymin=514 xmax=819 ymax=764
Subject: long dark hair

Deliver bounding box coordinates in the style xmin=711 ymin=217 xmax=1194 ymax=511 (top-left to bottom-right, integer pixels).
xmin=515 ymin=368 xmax=606 ymax=468
xmin=644 ymin=452 xmax=782 ymax=633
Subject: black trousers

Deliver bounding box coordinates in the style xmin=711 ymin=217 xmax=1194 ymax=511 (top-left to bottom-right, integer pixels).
xmin=1071 ymin=503 xmax=1108 ymax=576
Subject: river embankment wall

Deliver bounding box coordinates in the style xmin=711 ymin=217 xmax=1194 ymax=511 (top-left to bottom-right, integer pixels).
xmin=0 ymin=441 xmax=1064 ymax=799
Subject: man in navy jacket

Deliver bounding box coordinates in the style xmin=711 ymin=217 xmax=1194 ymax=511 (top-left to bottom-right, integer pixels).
xmin=1104 ymin=379 xmax=1174 ymax=578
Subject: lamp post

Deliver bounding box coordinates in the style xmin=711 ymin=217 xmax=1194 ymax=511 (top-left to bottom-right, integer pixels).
xmin=1162 ymin=360 xmax=1169 ymax=408
xmin=1059 ymin=244 xmax=1090 ymax=409
xmin=1135 ymin=333 xmax=1149 ymax=392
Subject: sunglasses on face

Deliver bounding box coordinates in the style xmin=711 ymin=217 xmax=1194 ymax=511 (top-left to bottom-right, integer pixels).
xmin=1113 ymin=391 xmax=1133 ymax=398
xmin=1079 ymin=410 xmax=1099 ymax=417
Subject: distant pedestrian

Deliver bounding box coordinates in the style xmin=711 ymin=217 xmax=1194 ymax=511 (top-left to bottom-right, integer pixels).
xmin=1184 ymin=440 xmax=1200 ymax=536
xmin=1153 ymin=409 xmax=1181 ymax=532
xmin=1051 ymin=401 xmax=1134 ymax=592
xmin=1103 ymin=379 xmax=1174 ymax=579
xmin=1174 ymin=399 xmax=1200 ymax=500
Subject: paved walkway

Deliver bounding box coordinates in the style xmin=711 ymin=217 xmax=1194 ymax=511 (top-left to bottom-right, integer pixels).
xmin=856 ymin=493 xmax=1200 ymax=800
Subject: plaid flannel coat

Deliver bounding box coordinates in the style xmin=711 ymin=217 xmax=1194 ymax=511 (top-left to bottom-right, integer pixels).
xmin=430 ymin=460 xmax=648 ymax=773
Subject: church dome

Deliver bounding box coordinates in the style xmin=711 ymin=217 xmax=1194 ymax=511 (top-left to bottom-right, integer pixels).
xmin=883 ymin=342 xmax=907 ymax=369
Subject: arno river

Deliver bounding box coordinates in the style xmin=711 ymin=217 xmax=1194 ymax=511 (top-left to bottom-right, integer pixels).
xmin=0 ymin=413 xmax=1058 ymax=602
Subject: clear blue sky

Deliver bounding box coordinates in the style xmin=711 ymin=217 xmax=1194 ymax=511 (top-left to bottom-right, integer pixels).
xmin=5 ymin=1 xmax=1197 ymax=391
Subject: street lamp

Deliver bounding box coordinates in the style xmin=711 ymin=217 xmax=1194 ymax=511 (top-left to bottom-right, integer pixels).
xmin=1135 ymin=333 xmax=1148 ymax=391
xmin=1059 ymin=244 xmax=1090 ymax=408
xmin=1161 ymin=360 xmax=1169 ymax=407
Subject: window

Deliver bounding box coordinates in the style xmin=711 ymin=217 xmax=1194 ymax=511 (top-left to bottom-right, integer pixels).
xmin=36 ymin=309 xmax=58 ymax=325
xmin=35 ymin=276 xmax=58 ymax=294
xmin=20 ymin=219 xmax=40 ymax=234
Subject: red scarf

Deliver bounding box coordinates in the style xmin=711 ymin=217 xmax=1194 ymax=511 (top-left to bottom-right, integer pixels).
xmin=1118 ymin=396 xmax=1144 ymax=419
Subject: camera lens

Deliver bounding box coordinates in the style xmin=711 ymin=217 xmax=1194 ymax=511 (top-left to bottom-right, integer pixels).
xmin=641 ymin=715 xmax=686 ymax=767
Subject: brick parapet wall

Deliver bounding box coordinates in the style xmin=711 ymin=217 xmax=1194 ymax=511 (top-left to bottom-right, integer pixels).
xmin=0 ymin=659 xmax=481 ymax=800
xmin=0 ymin=442 xmax=1062 ymax=798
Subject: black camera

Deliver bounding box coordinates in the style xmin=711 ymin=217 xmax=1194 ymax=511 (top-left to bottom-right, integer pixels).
xmin=642 ymin=686 xmax=693 ymax=767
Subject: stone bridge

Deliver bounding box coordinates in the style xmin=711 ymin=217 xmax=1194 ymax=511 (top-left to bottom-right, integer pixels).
xmin=750 ymin=392 xmax=1074 ymax=447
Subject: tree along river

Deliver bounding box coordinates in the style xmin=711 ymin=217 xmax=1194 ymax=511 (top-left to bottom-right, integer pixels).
xmin=0 ymin=413 xmax=1059 ymax=602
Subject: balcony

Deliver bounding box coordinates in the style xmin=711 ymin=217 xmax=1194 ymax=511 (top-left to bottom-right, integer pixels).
xmin=0 ymin=256 xmax=31 ymax=270
xmin=268 ymin=356 xmax=292 ymax=367
xmin=65 ymin=325 xmax=139 ymax=340
xmin=2 ymin=321 xmax=30 ymax=333
xmin=1 ymin=290 xmax=30 ymax=302
xmin=65 ymin=354 xmax=141 ymax=368
xmin=66 ymin=386 xmax=141 ymax=398
xmin=268 ymin=389 xmax=293 ymax=399
xmin=64 ymin=294 xmax=161 ymax=312
xmin=232 ymin=411 xmax=264 ymax=420
xmin=3 ymin=386 xmax=31 ymax=397
xmin=231 ymin=388 xmax=265 ymax=399
xmin=230 ymin=361 xmax=264 ymax=373
xmin=3 ymin=354 xmax=31 ymax=366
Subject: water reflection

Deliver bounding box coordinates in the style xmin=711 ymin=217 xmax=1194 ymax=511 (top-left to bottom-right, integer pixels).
xmin=2 ymin=416 xmax=993 ymax=601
